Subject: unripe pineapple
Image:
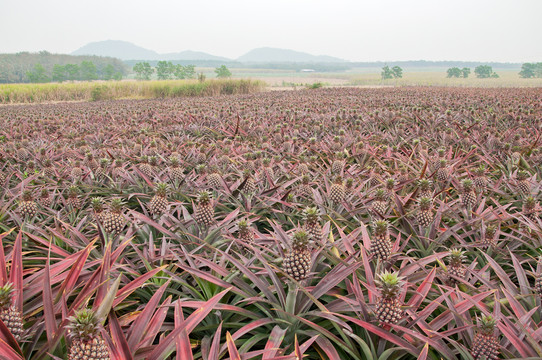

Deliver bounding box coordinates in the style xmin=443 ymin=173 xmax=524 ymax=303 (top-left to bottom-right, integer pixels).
xmin=67 ymin=308 xmax=110 ymax=360
xmin=19 ymin=190 xmax=38 ymax=218
xmin=482 ymin=225 xmax=498 ymax=247
xmin=446 ymin=248 xmax=466 ymax=286
xmin=370 ymin=220 xmax=392 ymax=261
xmin=194 ymin=191 xmax=214 ymax=226
xmin=0 ymin=283 xmax=24 ymax=341
xmin=331 ymin=153 xmax=345 ymax=174
xmin=416 ymin=197 xmax=434 ymax=228
xmin=207 ymin=169 xmax=222 ymax=190
xmin=298 ymin=163 xmax=309 ymax=175
xmin=371 ymin=189 xmax=388 ymax=215
xmin=385 ymin=177 xmax=395 ymax=193
xmin=112 ymin=159 xmax=126 ymax=178
xmin=139 ymin=156 xmax=153 ymax=178
xmin=523 ymin=196 xmax=538 ymax=222
xmin=283 ymin=230 xmax=311 ymax=281
xmin=263 ymin=158 xmax=274 ymax=179
xmin=94 ymin=158 xmax=109 ymax=178
xmin=375 ymin=271 xmax=404 ymax=325
xmin=534 ymin=257 xmax=542 ymax=299
xmin=237 ymin=219 xmax=254 ymax=245
xmin=102 ymin=198 xmax=125 ymax=234
xmin=71 ymin=161 xmax=83 ymax=180
xmin=242 ymin=170 xmax=257 ymax=194
xmin=39 ymin=188 xmax=52 ymax=208
xmin=460 ymin=179 xmax=477 ymax=209
xmin=84 ymin=152 xmax=98 ymax=170
xmin=471 ymin=315 xmax=499 ymax=360
xmin=298 ymin=175 xmax=312 ymax=197
xmin=42 ymin=159 xmax=55 ymax=178
xmin=168 ymin=157 xmax=184 ymax=182
xmin=418 ymin=178 xmax=433 ymax=199
xmin=516 ymin=170 xmax=530 ymax=195
xmin=67 ymin=186 xmax=82 ymax=209
xmin=91 ymin=197 xmax=105 ymax=223
xmin=436 ymin=159 xmax=449 ymax=182
xmin=473 ymin=165 xmax=488 ymax=193
xmin=303 ymin=206 xmax=322 ymax=243
xmin=329 ymin=176 xmax=345 ymax=203
xmin=149 ymin=183 xmax=168 ymax=215
xmin=345 ymin=177 xmax=354 ymax=196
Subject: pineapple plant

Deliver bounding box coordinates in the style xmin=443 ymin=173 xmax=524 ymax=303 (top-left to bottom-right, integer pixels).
xmin=94 ymin=158 xmax=109 ymax=178
xmin=39 ymin=188 xmax=52 ymax=208
xmin=303 ymin=206 xmax=322 ymax=243
xmin=139 ymin=156 xmax=153 ymax=178
xmin=19 ymin=190 xmax=38 ymax=218
xmin=283 ymin=230 xmax=311 ymax=281
xmin=523 ymin=196 xmax=538 ymax=222
xmin=331 ymin=153 xmax=345 ymax=174
xmin=473 ymin=165 xmax=488 ymax=193
xmin=112 ymin=159 xmax=125 ymax=178
xmin=329 ymin=176 xmax=345 ymax=203
xmin=207 ymin=167 xmax=222 ymax=190
xmin=242 ymin=170 xmax=257 ymax=194
xmin=384 ymin=177 xmax=395 ymax=194
xmin=66 ymin=308 xmax=110 ymax=360
xmin=482 ymin=224 xmax=498 ymax=247
xmin=149 ymin=183 xmax=168 ymax=215
xmin=374 ymin=271 xmax=404 ymax=325
xmin=418 ymin=178 xmax=433 ymax=199
xmin=460 ymin=179 xmax=477 ymax=209
xmin=194 ymin=191 xmax=214 ymax=226
xmin=471 ymin=315 xmax=499 ymax=360
xmin=70 ymin=160 xmax=83 ymax=180
xmin=237 ymin=219 xmax=254 ymax=245
xmin=436 ymin=159 xmax=449 ymax=182
xmin=91 ymin=197 xmax=105 ymax=223
xmin=67 ymin=186 xmax=82 ymax=209
xmin=446 ymin=248 xmax=466 ymax=286
xmin=84 ymin=152 xmax=98 ymax=170
xmin=416 ymin=197 xmax=434 ymax=228
xmin=370 ymin=220 xmax=392 ymax=261
xmin=516 ymin=170 xmax=530 ymax=195
xmin=0 ymin=283 xmax=24 ymax=341
xmin=168 ymin=157 xmax=184 ymax=182
xmin=298 ymin=175 xmax=312 ymax=197
xmin=42 ymin=159 xmax=55 ymax=178
xmin=371 ymin=189 xmax=388 ymax=215
xmin=102 ymin=198 xmax=125 ymax=234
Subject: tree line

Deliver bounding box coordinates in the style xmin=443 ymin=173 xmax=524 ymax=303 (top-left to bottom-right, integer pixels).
xmin=133 ymin=62 xmax=232 ymax=80
xmin=0 ymin=51 xmax=126 ymax=83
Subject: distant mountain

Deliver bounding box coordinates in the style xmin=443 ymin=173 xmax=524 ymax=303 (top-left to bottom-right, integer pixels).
xmin=237 ymin=47 xmax=345 ymax=63
xmin=72 ymin=40 xmax=230 ymax=61
xmin=72 ymin=40 xmax=160 ymax=60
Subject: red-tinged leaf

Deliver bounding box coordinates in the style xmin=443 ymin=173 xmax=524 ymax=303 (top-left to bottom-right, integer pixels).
xmin=314 ymin=336 xmax=341 ymax=360
xmin=113 ymin=266 xmax=166 ymax=307
xmin=429 ymin=290 xmax=494 ymax=330
xmin=360 ymin=246 xmax=375 ymax=302
xmin=216 ymin=208 xmax=240 ymax=227
xmin=127 ymin=281 xmax=170 ymax=349
xmin=110 ymin=237 xmax=133 ymax=264
xmin=501 ymin=287 xmax=527 ymax=320
xmin=95 ymin=243 xmax=112 ymax=305
xmin=298 ymin=335 xmax=319 ymax=354
xmin=43 ymin=250 xmax=57 ymax=345
xmin=0 ymin=228 xmax=15 ymax=284
xmin=0 ymin=319 xmax=22 ymax=356
xmin=0 ymin=338 xmax=24 ymax=360
xmin=223 ymin=318 xmax=275 ymax=353
xmin=418 ymin=343 xmax=429 ymax=360
xmin=262 ymin=326 xmax=287 ymax=359
xmin=336 ymin=314 xmax=417 ymax=354
xmin=8 ymin=231 xmax=23 ymax=312
xmin=56 ymin=241 xmax=95 ymax=301
xmin=138 ymin=296 xmax=172 ymax=348
xmin=407 ymin=267 xmax=436 ymax=310
xmin=294 ymin=334 xmax=302 ymax=359
xmin=131 ymin=211 xmax=180 ymax=239
xmin=310 ymin=261 xmax=362 ymax=301
xmin=175 ymin=302 xmax=193 ymax=360
xmin=148 ymin=288 xmax=230 ymax=360
xmin=483 ymin=253 xmax=516 ymax=293
xmin=207 ymin=322 xmax=222 ymax=360
xmin=108 ymin=312 xmax=133 ymax=360
xmin=22 ymin=231 xmax=70 ymax=257
xmin=497 ymin=322 xmax=536 ymax=358
xmin=226 ymin=332 xmax=241 ymax=360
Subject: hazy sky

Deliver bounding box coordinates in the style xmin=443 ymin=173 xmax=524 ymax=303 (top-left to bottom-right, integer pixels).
xmin=1 ymin=0 xmax=541 ymax=62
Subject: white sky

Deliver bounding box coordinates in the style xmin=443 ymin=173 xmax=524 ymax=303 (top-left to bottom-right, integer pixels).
xmin=1 ymin=0 xmax=541 ymax=62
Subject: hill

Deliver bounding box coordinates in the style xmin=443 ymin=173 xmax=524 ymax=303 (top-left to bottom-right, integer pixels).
xmin=237 ymin=47 xmax=345 ymax=63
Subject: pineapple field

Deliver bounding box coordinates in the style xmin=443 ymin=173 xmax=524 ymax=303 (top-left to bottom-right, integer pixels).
xmin=0 ymin=86 xmax=542 ymax=359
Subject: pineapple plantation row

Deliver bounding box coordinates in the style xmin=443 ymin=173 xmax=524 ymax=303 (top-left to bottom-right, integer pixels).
xmin=0 ymin=87 xmax=541 ymax=359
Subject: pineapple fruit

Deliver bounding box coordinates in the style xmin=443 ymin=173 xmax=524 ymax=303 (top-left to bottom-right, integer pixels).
xmin=370 ymin=220 xmax=392 ymax=261
xmin=0 ymin=283 xmax=24 ymax=341
xmin=516 ymin=170 xmax=530 ymax=196
xmin=149 ymin=183 xmax=168 ymax=215
xmin=67 ymin=308 xmax=110 ymax=360
xmin=303 ymin=206 xmax=322 ymax=243
xmin=19 ymin=190 xmax=38 ymax=218
xmin=283 ymin=230 xmax=311 ymax=281
xmin=416 ymin=197 xmax=434 ymax=228
xmin=446 ymin=248 xmax=466 ymax=286
xmin=375 ymin=271 xmax=404 ymax=325
xmin=329 ymin=176 xmax=345 ymax=203
xmin=194 ymin=191 xmax=214 ymax=226
xmin=102 ymin=199 xmax=125 ymax=234
xmin=237 ymin=219 xmax=254 ymax=245
xmin=460 ymin=179 xmax=476 ymax=209
xmin=372 ymin=189 xmax=388 ymax=215
xmin=471 ymin=315 xmax=499 ymax=360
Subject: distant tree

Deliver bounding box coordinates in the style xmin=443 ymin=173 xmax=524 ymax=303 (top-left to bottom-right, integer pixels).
xmin=391 ymin=66 xmax=403 ymax=79
xmin=64 ymin=64 xmax=79 ymax=81
xmin=461 ymin=67 xmax=470 ymax=78
xmin=447 ymin=67 xmax=461 ymax=78
xmin=133 ymin=62 xmax=154 ymax=80
xmin=381 ymin=66 xmax=393 ymax=80
xmin=26 ymin=63 xmax=50 ymax=83
xmin=113 ymin=72 xmax=123 ymax=81
xmin=215 ymin=65 xmax=232 ymax=78
xmin=52 ymin=64 xmax=66 ymax=82
xmin=198 ymin=72 xmax=206 ymax=82
xmin=184 ymin=65 xmax=196 ymax=79
xmin=519 ymin=63 xmax=540 ymax=78
xmin=156 ymin=61 xmax=175 ymax=80
xmin=80 ymin=61 xmax=98 ymax=80
xmin=103 ymin=64 xmax=116 ymax=80
xmin=474 ymin=65 xmax=498 ymax=79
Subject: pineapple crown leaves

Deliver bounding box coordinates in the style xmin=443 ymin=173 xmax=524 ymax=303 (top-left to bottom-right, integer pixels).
xmin=485 ymin=224 xmax=498 ymax=238
xmin=197 ymin=191 xmax=212 ymax=204
xmin=449 ymin=248 xmax=465 ymax=265
xmin=375 ymin=271 xmax=404 ymax=299
xmin=460 ymin=178 xmax=474 ymax=192
xmin=90 ymin=197 xmax=104 ymax=212
xmin=238 ymin=219 xmax=251 ymax=230
xmin=303 ymin=206 xmax=320 ymax=222
xmin=99 ymin=158 xmax=109 ymax=167
xmin=155 ymin=183 xmax=168 ymax=197
xmin=301 ymin=175 xmax=310 ymax=184
xmin=385 ymin=177 xmax=396 ymax=190
xmin=523 ymin=196 xmax=536 ymax=210
xmin=291 ymin=229 xmax=310 ymax=249
xmin=476 ymin=314 xmax=497 ymax=335
xmin=517 ymin=170 xmax=529 ymax=181
xmin=169 ymin=156 xmax=180 ymax=167
xmin=66 ymin=308 xmax=103 ymax=340
xmin=110 ymin=198 xmax=124 ymax=213
xmin=374 ymin=188 xmax=388 ymax=201
xmin=68 ymin=185 xmax=80 ymax=197
xmin=418 ymin=197 xmax=433 ymax=210
xmin=21 ymin=190 xmax=34 ymax=202
xmin=0 ymin=283 xmax=15 ymax=308
xmin=373 ymin=220 xmax=389 ymax=237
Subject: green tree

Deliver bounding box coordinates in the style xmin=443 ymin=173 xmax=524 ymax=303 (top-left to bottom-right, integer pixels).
xmin=391 ymin=66 xmax=403 ymax=79
xmin=519 ymin=63 xmax=538 ymax=78
xmin=446 ymin=67 xmax=461 ymax=78
xmin=113 ymin=72 xmax=123 ymax=81
xmin=461 ymin=67 xmax=470 ymax=78
xmin=26 ymin=63 xmax=50 ymax=83
xmin=64 ymin=64 xmax=79 ymax=81
xmin=184 ymin=64 xmax=196 ymax=79
xmin=156 ymin=61 xmax=174 ymax=80
xmin=133 ymin=62 xmax=154 ymax=80
xmin=52 ymin=64 xmax=66 ymax=82
xmin=381 ymin=65 xmax=393 ymax=80
xmin=103 ymin=64 xmax=116 ymax=80
xmin=215 ymin=65 xmax=232 ymax=78
xmin=80 ymin=61 xmax=97 ymax=80
xmin=474 ymin=65 xmax=498 ymax=79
